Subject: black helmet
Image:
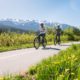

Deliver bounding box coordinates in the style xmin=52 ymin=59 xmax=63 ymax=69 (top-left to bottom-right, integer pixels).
xmin=40 ymin=23 xmax=44 ymax=26
xmin=40 ymin=23 xmax=44 ymax=28
xmin=57 ymin=25 xmax=60 ymax=29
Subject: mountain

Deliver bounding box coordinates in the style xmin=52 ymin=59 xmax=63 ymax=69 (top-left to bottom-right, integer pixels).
xmin=0 ymin=25 xmax=27 ymax=33
xmin=0 ymin=19 xmax=39 ymax=31
xmin=0 ymin=19 xmax=76 ymax=33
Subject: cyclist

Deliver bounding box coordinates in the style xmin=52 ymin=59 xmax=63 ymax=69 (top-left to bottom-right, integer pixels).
xmin=38 ymin=23 xmax=46 ymax=43
xmin=54 ymin=25 xmax=62 ymax=45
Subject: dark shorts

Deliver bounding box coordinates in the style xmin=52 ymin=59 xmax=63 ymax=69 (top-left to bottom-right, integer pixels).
xmin=38 ymin=33 xmax=45 ymax=42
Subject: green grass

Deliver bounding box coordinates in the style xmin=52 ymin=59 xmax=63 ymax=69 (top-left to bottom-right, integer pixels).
xmin=3 ymin=44 xmax=80 ymax=80
xmin=0 ymin=32 xmax=79 ymax=52
xmin=28 ymin=44 xmax=80 ymax=80
xmin=0 ymin=26 xmax=80 ymax=52
xmin=0 ymin=43 xmax=33 ymax=52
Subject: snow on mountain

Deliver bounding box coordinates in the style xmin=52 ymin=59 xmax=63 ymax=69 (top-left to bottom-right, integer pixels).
xmin=0 ymin=19 xmax=75 ymax=32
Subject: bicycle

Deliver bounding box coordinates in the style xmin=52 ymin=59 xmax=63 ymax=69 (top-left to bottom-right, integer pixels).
xmin=34 ymin=35 xmax=47 ymax=49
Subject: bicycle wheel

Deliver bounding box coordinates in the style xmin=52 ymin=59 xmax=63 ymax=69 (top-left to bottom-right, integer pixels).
xmin=34 ymin=37 xmax=40 ymax=49
xmin=54 ymin=38 xmax=57 ymax=45
xmin=42 ymin=38 xmax=47 ymax=48
xmin=58 ymin=39 xmax=61 ymax=45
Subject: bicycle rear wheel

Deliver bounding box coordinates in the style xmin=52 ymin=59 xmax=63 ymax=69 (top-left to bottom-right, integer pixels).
xmin=42 ymin=38 xmax=47 ymax=48
xmin=34 ymin=37 xmax=40 ymax=49
xmin=58 ymin=40 xmax=61 ymax=45
xmin=54 ymin=38 xmax=57 ymax=45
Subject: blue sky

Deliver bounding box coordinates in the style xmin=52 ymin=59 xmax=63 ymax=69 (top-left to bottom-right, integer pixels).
xmin=0 ymin=0 xmax=80 ymax=26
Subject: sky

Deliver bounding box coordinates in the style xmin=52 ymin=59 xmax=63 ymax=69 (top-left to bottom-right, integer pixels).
xmin=0 ymin=0 xmax=80 ymax=26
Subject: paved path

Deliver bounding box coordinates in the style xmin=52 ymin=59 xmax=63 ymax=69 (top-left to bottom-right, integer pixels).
xmin=0 ymin=42 xmax=80 ymax=75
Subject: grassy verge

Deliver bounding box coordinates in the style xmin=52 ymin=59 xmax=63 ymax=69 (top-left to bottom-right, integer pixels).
xmin=0 ymin=43 xmax=33 ymax=52
xmin=0 ymin=41 xmax=69 ymax=52
xmin=2 ymin=44 xmax=80 ymax=80
xmin=0 ymin=32 xmax=79 ymax=52
xmin=0 ymin=42 xmax=52 ymax=52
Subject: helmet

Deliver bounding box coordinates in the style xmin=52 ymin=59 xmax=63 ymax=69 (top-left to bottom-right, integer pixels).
xmin=40 ymin=23 xmax=44 ymax=26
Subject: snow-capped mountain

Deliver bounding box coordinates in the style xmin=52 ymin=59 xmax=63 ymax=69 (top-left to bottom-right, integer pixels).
xmin=0 ymin=19 xmax=74 ymax=32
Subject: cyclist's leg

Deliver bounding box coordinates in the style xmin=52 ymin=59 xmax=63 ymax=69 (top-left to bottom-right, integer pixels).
xmin=59 ymin=35 xmax=61 ymax=43
xmin=38 ymin=34 xmax=41 ymax=43
xmin=56 ymin=35 xmax=58 ymax=42
xmin=42 ymin=33 xmax=45 ymax=43
xmin=54 ymin=34 xmax=57 ymax=45
xmin=57 ymin=34 xmax=61 ymax=44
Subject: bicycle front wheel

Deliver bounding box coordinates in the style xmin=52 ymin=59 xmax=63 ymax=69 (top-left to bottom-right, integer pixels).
xmin=34 ymin=37 xmax=40 ymax=49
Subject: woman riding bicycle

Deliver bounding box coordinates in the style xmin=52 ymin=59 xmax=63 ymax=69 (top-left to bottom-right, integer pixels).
xmin=34 ymin=23 xmax=47 ymax=49
xmin=38 ymin=23 xmax=46 ymax=43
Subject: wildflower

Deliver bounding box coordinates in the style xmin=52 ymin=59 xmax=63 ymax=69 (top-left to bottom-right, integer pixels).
xmin=71 ymin=72 xmax=75 ymax=75
xmin=74 ymin=58 xmax=77 ymax=61
xmin=0 ymin=76 xmax=4 ymax=80
xmin=74 ymin=79 xmax=78 ymax=80
xmin=65 ymin=69 xmax=69 ymax=73
xmin=53 ymin=61 xmax=60 ymax=65
xmin=59 ymin=74 xmax=64 ymax=78
xmin=68 ymin=57 xmax=71 ymax=60
xmin=46 ymin=65 xmax=49 ymax=67
xmin=71 ymin=55 xmax=75 ymax=59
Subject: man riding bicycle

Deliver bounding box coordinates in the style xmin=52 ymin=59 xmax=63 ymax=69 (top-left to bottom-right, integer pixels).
xmin=54 ymin=25 xmax=62 ymax=45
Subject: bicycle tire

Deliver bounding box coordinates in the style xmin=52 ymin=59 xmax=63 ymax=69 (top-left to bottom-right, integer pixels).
xmin=34 ymin=37 xmax=40 ymax=49
xmin=42 ymin=38 xmax=47 ymax=48
xmin=54 ymin=38 xmax=57 ymax=45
